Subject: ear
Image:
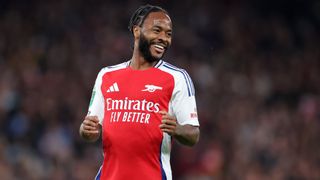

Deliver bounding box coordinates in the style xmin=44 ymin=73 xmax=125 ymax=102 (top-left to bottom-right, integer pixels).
xmin=133 ymin=26 xmax=140 ymax=39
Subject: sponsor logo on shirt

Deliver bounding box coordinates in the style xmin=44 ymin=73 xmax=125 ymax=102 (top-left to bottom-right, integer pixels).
xmin=190 ymin=108 xmax=198 ymax=118
xmin=190 ymin=113 xmax=198 ymax=118
xmin=106 ymin=97 xmax=160 ymax=112
xmin=106 ymin=97 xmax=160 ymax=124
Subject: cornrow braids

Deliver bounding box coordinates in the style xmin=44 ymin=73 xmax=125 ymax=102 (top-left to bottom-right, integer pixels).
xmin=128 ymin=4 xmax=168 ymax=34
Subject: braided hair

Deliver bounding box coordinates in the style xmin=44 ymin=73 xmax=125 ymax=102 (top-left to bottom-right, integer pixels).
xmin=128 ymin=4 xmax=169 ymax=34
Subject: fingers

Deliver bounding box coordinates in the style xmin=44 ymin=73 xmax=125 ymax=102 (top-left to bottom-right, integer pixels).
xmin=159 ymin=124 xmax=176 ymax=135
xmin=159 ymin=111 xmax=177 ymax=135
xmin=82 ymin=116 xmax=100 ymax=134
xmin=82 ymin=125 xmax=99 ymax=133
xmin=84 ymin=115 xmax=99 ymax=123
xmin=159 ymin=111 xmax=174 ymax=120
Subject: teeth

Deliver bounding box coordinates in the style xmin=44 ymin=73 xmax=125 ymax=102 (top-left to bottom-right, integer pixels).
xmin=154 ymin=45 xmax=164 ymax=50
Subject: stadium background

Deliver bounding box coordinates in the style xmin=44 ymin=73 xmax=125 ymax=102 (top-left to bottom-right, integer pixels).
xmin=0 ymin=0 xmax=319 ymax=179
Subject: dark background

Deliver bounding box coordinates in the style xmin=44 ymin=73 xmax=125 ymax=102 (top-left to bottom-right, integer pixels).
xmin=0 ymin=0 xmax=319 ymax=179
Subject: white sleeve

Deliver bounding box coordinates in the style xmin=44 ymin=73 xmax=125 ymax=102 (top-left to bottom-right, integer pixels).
xmin=87 ymin=69 xmax=105 ymax=124
xmin=170 ymin=71 xmax=199 ymax=126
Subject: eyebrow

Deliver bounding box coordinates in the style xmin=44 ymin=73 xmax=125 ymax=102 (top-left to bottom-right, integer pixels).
xmin=152 ymin=24 xmax=172 ymax=32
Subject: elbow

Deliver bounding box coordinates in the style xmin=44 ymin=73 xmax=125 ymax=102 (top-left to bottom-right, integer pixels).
xmin=193 ymin=129 xmax=201 ymax=146
xmin=173 ymin=125 xmax=200 ymax=147
xmin=186 ymin=128 xmax=200 ymax=147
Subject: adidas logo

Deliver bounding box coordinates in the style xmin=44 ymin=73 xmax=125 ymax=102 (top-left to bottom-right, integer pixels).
xmin=107 ymin=82 xmax=119 ymax=92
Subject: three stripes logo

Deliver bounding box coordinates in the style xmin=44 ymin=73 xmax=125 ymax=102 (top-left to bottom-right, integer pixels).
xmin=107 ymin=82 xmax=119 ymax=92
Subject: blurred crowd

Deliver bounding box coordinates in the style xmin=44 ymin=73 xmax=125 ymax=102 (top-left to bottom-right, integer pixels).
xmin=0 ymin=0 xmax=319 ymax=179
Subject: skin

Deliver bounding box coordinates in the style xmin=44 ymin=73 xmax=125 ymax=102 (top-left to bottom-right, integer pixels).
xmin=80 ymin=11 xmax=200 ymax=146
xmin=79 ymin=115 xmax=100 ymax=142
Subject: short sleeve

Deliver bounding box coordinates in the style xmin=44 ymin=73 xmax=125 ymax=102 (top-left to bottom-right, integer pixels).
xmin=87 ymin=69 xmax=105 ymax=124
xmin=170 ymin=70 xmax=199 ymax=126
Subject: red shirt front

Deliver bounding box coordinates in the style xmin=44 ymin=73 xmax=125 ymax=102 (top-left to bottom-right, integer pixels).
xmin=88 ymin=60 xmax=199 ymax=180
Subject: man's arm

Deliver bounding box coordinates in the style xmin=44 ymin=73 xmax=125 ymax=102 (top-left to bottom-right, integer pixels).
xmin=159 ymin=111 xmax=200 ymax=146
xmin=173 ymin=124 xmax=200 ymax=146
xmin=79 ymin=116 xmax=101 ymax=142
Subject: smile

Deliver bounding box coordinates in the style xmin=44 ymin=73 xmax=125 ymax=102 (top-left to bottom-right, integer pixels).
xmin=153 ymin=44 xmax=165 ymax=53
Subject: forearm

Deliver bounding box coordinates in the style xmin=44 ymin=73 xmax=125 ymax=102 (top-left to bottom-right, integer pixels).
xmin=173 ymin=125 xmax=200 ymax=146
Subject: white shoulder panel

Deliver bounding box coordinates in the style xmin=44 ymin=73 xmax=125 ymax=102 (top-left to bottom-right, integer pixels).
xmin=158 ymin=61 xmax=199 ymax=126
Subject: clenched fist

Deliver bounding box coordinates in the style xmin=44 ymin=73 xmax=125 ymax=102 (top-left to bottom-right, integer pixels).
xmin=79 ymin=116 xmax=101 ymax=142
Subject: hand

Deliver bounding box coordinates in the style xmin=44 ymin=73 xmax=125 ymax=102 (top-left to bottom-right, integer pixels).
xmin=158 ymin=111 xmax=200 ymax=146
xmin=159 ymin=111 xmax=179 ymax=136
xmin=80 ymin=116 xmax=100 ymax=142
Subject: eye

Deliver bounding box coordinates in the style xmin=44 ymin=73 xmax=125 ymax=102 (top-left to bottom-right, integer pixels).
xmin=153 ymin=28 xmax=160 ymax=33
xmin=166 ymin=32 xmax=172 ymax=37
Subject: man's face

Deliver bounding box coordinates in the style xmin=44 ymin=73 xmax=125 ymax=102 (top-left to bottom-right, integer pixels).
xmin=138 ymin=33 xmax=158 ymax=63
xmin=137 ymin=11 xmax=172 ymax=62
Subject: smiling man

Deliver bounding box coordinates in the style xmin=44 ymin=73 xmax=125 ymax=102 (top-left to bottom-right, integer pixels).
xmin=79 ymin=4 xmax=200 ymax=180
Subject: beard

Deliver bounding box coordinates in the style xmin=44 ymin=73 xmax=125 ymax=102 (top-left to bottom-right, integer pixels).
xmin=138 ymin=34 xmax=163 ymax=63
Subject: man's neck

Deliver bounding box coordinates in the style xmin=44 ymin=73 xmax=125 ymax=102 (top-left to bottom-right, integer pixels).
xmin=130 ymin=53 xmax=158 ymax=70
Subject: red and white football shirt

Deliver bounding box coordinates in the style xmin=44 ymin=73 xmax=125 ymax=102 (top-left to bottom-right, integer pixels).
xmin=88 ymin=60 xmax=199 ymax=180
